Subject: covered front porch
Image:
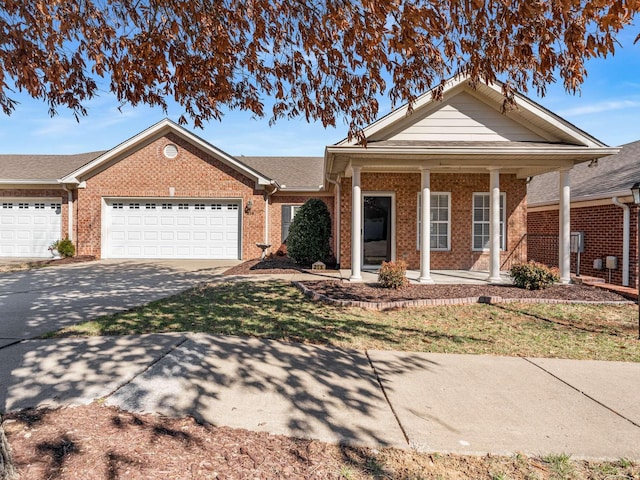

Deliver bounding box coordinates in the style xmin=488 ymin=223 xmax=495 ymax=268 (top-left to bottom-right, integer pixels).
xmin=323 ymin=79 xmax=619 ymax=284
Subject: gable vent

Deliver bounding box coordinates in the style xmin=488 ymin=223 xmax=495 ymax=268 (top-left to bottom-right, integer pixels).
xmin=163 ymin=144 xmax=179 ymax=159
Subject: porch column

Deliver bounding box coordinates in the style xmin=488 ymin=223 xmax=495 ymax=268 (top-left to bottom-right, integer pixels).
xmin=559 ymin=168 xmax=571 ymax=284
xmin=350 ymin=166 xmax=362 ymax=281
xmin=418 ymin=168 xmax=434 ymax=283
xmin=488 ymin=167 xmax=502 ymax=283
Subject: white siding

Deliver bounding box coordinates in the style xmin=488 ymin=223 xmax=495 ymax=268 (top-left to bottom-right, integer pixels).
xmin=386 ymin=92 xmax=546 ymax=142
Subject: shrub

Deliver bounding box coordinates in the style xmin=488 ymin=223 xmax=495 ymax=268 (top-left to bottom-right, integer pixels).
xmin=510 ymin=261 xmax=559 ymax=290
xmin=51 ymin=238 xmax=76 ymax=258
xmin=378 ymin=260 xmax=409 ymax=289
xmin=286 ymin=198 xmax=332 ymax=266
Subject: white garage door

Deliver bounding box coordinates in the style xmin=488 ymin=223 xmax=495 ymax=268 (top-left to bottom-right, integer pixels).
xmin=105 ymin=199 xmax=241 ymax=259
xmin=0 ymin=199 xmax=62 ymax=257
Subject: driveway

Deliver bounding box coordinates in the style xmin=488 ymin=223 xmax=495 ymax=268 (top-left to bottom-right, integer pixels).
xmin=0 ymin=259 xmax=238 ymax=341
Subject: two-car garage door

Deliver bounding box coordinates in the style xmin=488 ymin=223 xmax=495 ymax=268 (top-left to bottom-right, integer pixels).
xmin=105 ymin=199 xmax=241 ymax=259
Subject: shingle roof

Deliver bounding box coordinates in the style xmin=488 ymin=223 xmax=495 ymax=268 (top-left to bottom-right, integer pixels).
xmin=0 ymin=151 xmax=106 ymax=181
xmin=527 ymin=140 xmax=640 ymax=205
xmin=239 ymin=156 xmax=325 ymax=189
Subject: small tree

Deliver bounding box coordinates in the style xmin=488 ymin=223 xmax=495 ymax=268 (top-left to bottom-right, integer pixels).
xmin=286 ymin=198 xmax=332 ymax=266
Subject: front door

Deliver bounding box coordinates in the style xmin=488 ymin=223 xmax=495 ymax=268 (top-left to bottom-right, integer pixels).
xmin=363 ymin=195 xmax=392 ymax=266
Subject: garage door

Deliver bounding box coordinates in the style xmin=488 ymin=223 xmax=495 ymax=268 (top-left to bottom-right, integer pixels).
xmin=105 ymin=199 xmax=241 ymax=259
xmin=0 ymin=199 xmax=62 ymax=257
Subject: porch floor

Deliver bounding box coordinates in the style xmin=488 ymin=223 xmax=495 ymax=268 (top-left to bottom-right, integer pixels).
xmin=338 ymin=269 xmax=513 ymax=285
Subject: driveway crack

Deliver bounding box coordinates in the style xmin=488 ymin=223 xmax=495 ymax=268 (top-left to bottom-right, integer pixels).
xmin=522 ymin=356 xmax=640 ymax=429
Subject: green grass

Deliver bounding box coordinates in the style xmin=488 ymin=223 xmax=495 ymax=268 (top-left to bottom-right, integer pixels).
xmin=46 ymin=280 xmax=640 ymax=361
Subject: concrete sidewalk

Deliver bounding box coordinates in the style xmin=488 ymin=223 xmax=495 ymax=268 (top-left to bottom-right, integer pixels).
xmin=1 ymin=334 xmax=639 ymax=460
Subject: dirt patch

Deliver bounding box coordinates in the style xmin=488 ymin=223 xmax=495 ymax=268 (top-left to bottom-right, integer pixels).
xmin=299 ymin=280 xmax=631 ymax=303
xmin=4 ymin=404 xmax=638 ymax=480
xmin=0 ymin=256 xmax=96 ymax=274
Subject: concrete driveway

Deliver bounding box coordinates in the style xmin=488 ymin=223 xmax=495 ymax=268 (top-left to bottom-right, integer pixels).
xmin=0 ymin=259 xmax=238 ymax=341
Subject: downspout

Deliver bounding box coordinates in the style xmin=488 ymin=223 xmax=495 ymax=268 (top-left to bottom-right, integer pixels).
xmin=264 ymin=180 xmax=279 ymax=246
xmin=612 ymin=197 xmax=630 ymax=286
xmin=325 ymin=174 xmax=341 ymax=266
xmin=61 ymin=185 xmax=74 ymax=242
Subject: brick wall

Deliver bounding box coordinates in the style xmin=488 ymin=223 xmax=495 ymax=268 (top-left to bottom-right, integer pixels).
xmin=528 ymin=203 xmax=639 ymax=287
xmin=0 ymin=188 xmax=70 ymax=240
xmin=74 ymin=133 xmax=266 ymax=259
xmin=339 ymin=172 xmax=527 ymax=271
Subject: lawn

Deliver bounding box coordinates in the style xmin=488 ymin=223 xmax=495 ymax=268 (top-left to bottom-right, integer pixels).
xmin=47 ymin=280 xmax=640 ymax=362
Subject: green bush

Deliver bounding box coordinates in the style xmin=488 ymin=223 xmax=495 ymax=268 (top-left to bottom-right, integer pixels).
xmin=286 ymin=198 xmax=332 ymax=266
xmin=378 ymin=260 xmax=409 ymax=289
xmin=51 ymin=238 xmax=76 ymax=258
xmin=509 ymin=261 xmax=559 ymax=290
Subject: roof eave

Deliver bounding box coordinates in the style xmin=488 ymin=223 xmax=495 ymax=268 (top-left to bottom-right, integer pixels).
xmin=0 ymin=179 xmax=61 ymax=185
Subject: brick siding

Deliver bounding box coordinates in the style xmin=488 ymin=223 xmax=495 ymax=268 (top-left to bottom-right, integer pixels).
xmin=528 ymin=203 xmax=639 ymax=287
xmin=74 ymin=133 xmax=266 ymax=259
xmin=339 ymin=172 xmax=527 ymax=271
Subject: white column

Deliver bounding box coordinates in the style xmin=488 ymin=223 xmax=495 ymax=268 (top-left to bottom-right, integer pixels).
xmin=418 ymin=168 xmax=434 ymax=283
xmin=488 ymin=168 xmax=502 ymax=283
xmin=350 ymin=166 xmax=362 ymax=281
xmin=559 ymin=168 xmax=571 ymax=284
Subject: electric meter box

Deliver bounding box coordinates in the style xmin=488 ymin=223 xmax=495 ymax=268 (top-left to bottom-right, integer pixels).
xmin=605 ymin=256 xmax=618 ymax=270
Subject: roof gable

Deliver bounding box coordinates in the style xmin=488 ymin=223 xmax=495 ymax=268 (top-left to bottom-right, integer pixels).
xmin=60 ymin=119 xmax=274 ymax=188
xmin=338 ymin=77 xmax=608 ymax=148
xmin=381 ymin=91 xmax=547 ymax=143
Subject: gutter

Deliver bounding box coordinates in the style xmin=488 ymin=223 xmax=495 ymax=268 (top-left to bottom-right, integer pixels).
xmin=263 ymin=180 xmax=280 ymax=246
xmin=612 ymin=197 xmax=630 ymax=286
xmin=325 ymin=174 xmax=341 ymax=266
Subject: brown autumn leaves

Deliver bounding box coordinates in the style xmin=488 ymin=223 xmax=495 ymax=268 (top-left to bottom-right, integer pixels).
xmin=0 ymin=0 xmax=637 ymax=140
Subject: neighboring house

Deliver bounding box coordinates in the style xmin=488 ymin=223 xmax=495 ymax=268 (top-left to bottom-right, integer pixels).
xmin=528 ymin=140 xmax=640 ymax=287
xmin=0 ymin=77 xmax=617 ymax=283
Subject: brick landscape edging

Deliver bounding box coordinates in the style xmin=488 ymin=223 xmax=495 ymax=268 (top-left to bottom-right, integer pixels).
xmin=292 ymin=282 xmax=634 ymax=311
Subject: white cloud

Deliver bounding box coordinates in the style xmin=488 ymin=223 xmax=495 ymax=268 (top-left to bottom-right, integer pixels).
xmin=557 ymin=99 xmax=640 ymax=116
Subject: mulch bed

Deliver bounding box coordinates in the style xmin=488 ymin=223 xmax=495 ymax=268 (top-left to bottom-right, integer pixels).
xmin=3 ymin=404 xmax=351 ymax=480
xmin=224 ymin=258 xmax=631 ymax=303
xmin=299 ymin=280 xmax=631 ymax=303
xmin=224 ymin=257 xmax=308 ymax=275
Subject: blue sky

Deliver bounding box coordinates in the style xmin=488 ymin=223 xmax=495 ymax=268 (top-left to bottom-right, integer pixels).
xmin=0 ymin=26 xmax=638 ymax=156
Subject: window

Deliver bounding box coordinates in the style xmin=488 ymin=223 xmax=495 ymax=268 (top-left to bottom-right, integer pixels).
xmin=112 ymin=203 xmax=124 ymax=210
xmin=417 ymin=193 xmax=451 ymax=250
xmin=472 ymin=193 xmax=506 ymax=250
xmin=161 ymin=203 xmax=173 ymax=210
xmin=178 ymin=203 xmax=189 ymax=210
xmin=145 ymin=203 xmax=157 ymax=209
xmin=194 ymin=203 xmax=205 ymax=210
xmin=2 ymin=203 xmax=13 ymax=209
xmin=281 ymin=205 xmax=301 ymax=242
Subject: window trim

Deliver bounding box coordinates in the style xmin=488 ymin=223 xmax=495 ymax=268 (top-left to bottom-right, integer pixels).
xmin=416 ymin=192 xmax=451 ymax=251
xmin=471 ymin=192 xmax=506 ymax=251
xmin=281 ymin=204 xmax=302 ymax=242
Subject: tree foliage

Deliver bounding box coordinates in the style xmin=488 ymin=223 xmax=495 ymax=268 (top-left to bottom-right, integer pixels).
xmin=1 ymin=1 xmax=637 ymax=139
xmin=287 ymin=198 xmax=332 ymax=266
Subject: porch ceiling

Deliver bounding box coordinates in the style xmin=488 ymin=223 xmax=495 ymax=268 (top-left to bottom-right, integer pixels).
xmin=325 ymin=141 xmax=620 ymax=180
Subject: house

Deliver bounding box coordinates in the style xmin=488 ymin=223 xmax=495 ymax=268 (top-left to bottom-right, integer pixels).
xmin=528 ymin=140 xmax=640 ymax=287
xmin=0 ymin=77 xmax=618 ymax=283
